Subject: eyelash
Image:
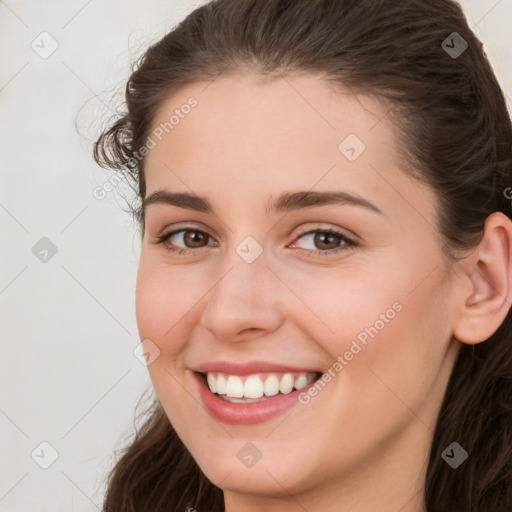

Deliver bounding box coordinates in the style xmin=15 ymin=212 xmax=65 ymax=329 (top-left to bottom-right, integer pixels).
xmin=153 ymin=226 xmax=356 ymax=256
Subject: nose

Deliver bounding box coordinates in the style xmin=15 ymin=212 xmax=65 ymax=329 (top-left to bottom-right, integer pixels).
xmin=199 ymin=247 xmax=284 ymax=342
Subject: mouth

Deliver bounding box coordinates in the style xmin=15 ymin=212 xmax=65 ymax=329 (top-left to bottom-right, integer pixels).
xmin=200 ymin=371 xmax=322 ymax=403
xmin=193 ymin=369 xmax=323 ymax=425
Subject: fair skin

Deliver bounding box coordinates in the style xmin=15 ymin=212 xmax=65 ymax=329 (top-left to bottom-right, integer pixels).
xmin=135 ymin=71 xmax=512 ymax=512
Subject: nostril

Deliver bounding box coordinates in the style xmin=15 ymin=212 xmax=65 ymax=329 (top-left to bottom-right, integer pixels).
xmin=238 ymin=327 xmax=259 ymax=335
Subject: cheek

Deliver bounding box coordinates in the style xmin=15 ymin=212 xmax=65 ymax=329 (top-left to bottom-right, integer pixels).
xmin=286 ymin=261 xmax=406 ymax=352
xmin=135 ymin=258 xmax=210 ymax=419
xmin=286 ymin=265 xmax=453 ymax=475
xmin=135 ymin=259 xmax=201 ymax=357
xmin=134 ymin=265 xmax=198 ymax=425
xmin=288 ymin=253 xmax=452 ymax=395
xmin=333 ymin=267 xmax=453 ymax=420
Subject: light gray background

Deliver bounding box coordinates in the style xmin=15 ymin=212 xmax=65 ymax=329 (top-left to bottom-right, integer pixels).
xmin=1 ymin=1 xmax=511 ymax=510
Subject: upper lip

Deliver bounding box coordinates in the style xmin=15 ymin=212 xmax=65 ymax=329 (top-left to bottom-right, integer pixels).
xmin=194 ymin=361 xmax=322 ymax=376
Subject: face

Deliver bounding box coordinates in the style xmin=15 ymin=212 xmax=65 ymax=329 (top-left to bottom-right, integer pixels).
xmin=136 ymin=72 xmax=462 ymax=504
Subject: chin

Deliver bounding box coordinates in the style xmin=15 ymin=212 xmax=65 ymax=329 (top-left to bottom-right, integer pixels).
xmin=187 ymin=439 xmax=316 ymax=498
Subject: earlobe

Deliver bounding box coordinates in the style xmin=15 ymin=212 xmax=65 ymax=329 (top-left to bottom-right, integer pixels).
xmin=453 ymin=212 xmax=512 ymax=345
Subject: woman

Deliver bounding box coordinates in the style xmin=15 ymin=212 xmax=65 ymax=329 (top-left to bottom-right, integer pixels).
xmin=93 ymin=0 xmax=512 ymax=510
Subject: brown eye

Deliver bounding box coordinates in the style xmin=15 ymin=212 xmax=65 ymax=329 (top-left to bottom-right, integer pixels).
xmin=155 ymin=228 xmax=215 ymax=254
xmin=313 ymin=231 xmax=343 ymax=250
xmin=293 ymin=229 xmax=354 ymax=254
xmin=180 ymin=230 xmax=209 ymax=248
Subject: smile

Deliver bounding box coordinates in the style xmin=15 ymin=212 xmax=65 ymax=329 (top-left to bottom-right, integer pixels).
xmin=204 ymin=371 xmax=319 ymax=402
xmin=192 ymin=364 xmax=323 ymax=425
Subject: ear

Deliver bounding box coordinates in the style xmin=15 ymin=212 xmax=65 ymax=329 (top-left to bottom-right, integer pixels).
xmin=453 ymin=212 xmax=512 ymax=344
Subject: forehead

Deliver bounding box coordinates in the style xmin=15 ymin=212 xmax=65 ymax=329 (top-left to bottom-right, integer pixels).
xmin=147 ymin=73 xmax=393 ymax=176
xmin=142 ymin=71 xmax=434 ymax=225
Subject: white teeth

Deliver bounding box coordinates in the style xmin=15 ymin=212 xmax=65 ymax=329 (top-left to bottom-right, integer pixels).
xmin=204 ymin=371 xmax=318 ymax=399
xmin=263 ymin=375 xmax=280 ymax=397
xmin=279 ymin=373 xmax=294 ymax=394
xmin=226 ymin=375 xmax=244 ymax=398
xmin=244 ymin=376 xmax=264 ymax=398
xmin=207 ymin=373 xmax=217 ymax=393
xmin=221 ymin=395 xmax=268 ymax=404
xmin=216 ymin=374 xmax=227 ymax=395
xmin=294 ymin=374 xmax=308 ymax=390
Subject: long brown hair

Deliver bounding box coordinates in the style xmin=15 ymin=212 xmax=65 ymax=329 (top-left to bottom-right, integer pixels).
xmin=93 ymin=0 xmax=512 ymax=510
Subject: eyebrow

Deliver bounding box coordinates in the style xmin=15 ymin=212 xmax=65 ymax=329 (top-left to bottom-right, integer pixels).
xmin=142 ymin=189 xmax=383 ymax=216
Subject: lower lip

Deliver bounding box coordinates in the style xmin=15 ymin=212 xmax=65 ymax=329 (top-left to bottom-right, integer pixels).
xmin=193 ymin=372 xmax=319 ymax=425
